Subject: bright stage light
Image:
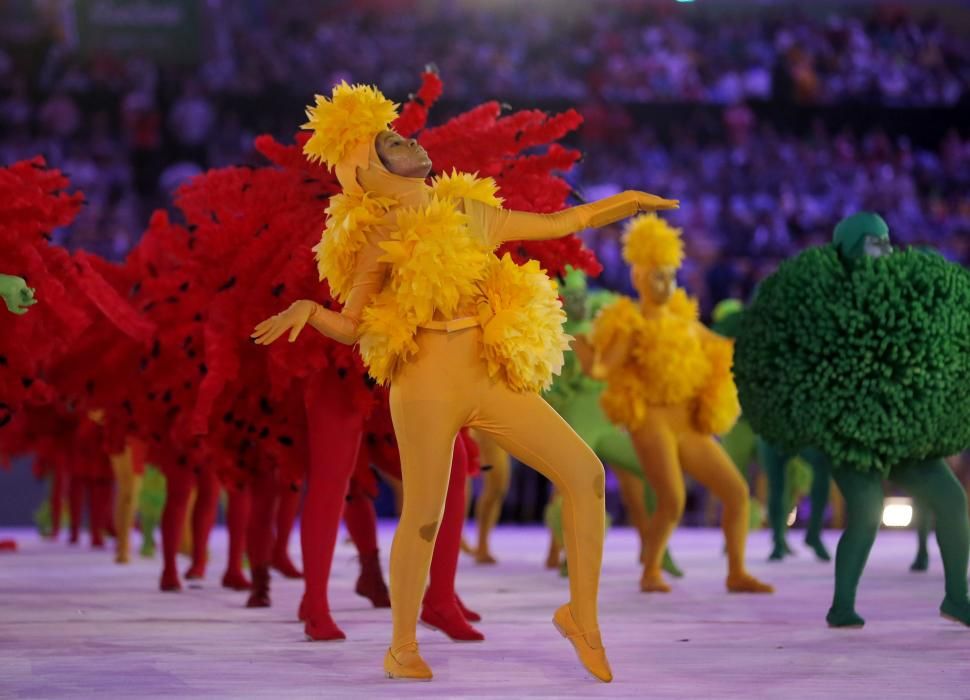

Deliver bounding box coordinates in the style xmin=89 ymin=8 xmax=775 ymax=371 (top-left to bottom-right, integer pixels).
xmin=882 ymin=498 xmax=913 ymax=528
xmin=787 ymin=508 xmax=797 ymax=527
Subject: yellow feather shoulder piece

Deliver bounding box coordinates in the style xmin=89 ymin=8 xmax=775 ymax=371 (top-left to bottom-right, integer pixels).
xmin=379 ymin=196 xmax=490 ymax=324
xmin=312 ymin=191 xmax=398 ymax=302
xmin=431 ymin=170 xmax=504 ymax=207
xmin=302 ymin=82 xmax=399 ymax=168
xmin=590 ymin=295 xmax=643 ymax=355
xmin=694 ymin=332 xmax=741 ymax=435
xmin=478 ymin=254 xmax=570 ymax=393
xmin=633 ymin=312 xmax=710 ymax=406
xmin=590 ymin=296 xmax=650 ymax=428
xmin=622 ymin=213 xmax=684 ymax=270
xmin=667 ymin=288 xmax=699 ymax=321
xmin=358 ymin=288 xmax=420 ymax=386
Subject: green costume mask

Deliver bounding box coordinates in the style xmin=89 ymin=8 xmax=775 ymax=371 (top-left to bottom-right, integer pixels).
xmin=833 ymin=212 xmax=891 ymax=260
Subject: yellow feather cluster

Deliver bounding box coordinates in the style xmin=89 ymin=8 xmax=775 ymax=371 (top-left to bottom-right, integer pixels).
xmin=378 ymin=197 xmax=490 ymax=324
xmin=667 ymin=287 xmax=699 ymax=321
xmin=302 ymin=82 xmax=399 ymax=168
xmin=592 ymin=292 xmax=734 ymax=433
xmin=358 ymin=289 xmax=419 ymax=385
xmin=313 ymin=192 xmax=398 ymax=301
xmin=633 ymin=313 xmax=710 ymax=406
xmin=478 ymin=254 xmax=571 ymax=393
xmin=622 ymin=213 xmax=684 ymax=270
xmin=694 ymin=333 xmax=741 ymax=435
xmin=431 ymin=170 xmax=504 ymax=208
xmin=357 ymin=196 xmax=490 ymax=385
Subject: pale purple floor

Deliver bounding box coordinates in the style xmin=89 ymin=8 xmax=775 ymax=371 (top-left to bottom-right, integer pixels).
xmin=0 ymin=524 xmax=968 ymax=699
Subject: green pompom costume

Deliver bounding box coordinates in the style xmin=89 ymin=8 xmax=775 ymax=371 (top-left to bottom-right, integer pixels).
xmin=735 ymin=212 xmax=970 ymax=627
xmin=543 ymin=268 xmax=682 ymax=578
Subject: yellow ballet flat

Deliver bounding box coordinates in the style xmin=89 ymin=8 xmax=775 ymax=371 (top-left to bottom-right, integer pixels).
xmin=383 ymin=642 xmax=433 ymax=681
xmin=640 ymin=569 xmax=672 ymax=593
xmin=552 ymin=604 xmax=613 ymax=683
xmin=726 ymin=571 xmax=774 ymax=594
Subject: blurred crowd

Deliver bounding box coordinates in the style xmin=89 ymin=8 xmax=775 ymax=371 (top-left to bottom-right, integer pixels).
xmin=0 ymin=0 xmax=967 ymax=308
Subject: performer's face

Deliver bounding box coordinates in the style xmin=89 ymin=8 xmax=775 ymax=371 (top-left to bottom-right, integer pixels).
xmin=862 ymin=235 xmax=893 ymax=259
xmin=633 ymin=264 xmax=677 ymax=305
xmin=375 ymin=130 xmax=432 ymax=178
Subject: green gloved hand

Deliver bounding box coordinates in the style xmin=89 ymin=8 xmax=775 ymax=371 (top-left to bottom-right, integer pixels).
xmin=0 ymin=274 xmax=37 ymax=315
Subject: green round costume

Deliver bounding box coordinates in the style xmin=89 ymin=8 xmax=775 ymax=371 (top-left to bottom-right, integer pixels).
xmin=735 ymin=212 xmax=970 ymax=627
xmin=543 ymin=268 xmax=681 ymax=578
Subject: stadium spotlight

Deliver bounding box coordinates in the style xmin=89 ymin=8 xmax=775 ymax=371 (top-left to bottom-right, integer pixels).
xmin=882 ymin=497 xmax=914 ymax=528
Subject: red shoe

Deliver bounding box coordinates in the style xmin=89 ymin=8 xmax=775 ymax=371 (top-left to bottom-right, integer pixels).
xmin=305 ymin=612 xmax=346 ymax=641
xmin=91 ymin=534 xmax=105 ymax=549
xmin=420 ymin=600 xmax=485 ymax=642
xmin=455 ymin=594 xmax=481 ymax=622
xmin=0 ymin=539 xmax=17 ymax=552
xmin=355 ymin=552 xmax=391 ymax=608
xmin=272 ymin=552 xmax=303 ymax=579
xmin=160 ymin=569 xmax=182 ymax=592
xmin=222 ymin=569 xmax=252 ymax=591
xmin=246 ymin=566 xmax=271 ymax=608
xmin=184 ymin=564 xmax=206 ymax=580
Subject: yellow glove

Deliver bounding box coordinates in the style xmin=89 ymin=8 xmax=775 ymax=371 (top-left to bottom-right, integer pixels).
xmin=251 ymin=300 xmax=317 ymax=345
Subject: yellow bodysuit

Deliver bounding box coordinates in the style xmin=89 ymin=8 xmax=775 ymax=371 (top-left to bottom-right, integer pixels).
xmin=256 ymin=146 xmax=669 ymax=682
xmin=591 ymin=217 xmax=772 ymax=595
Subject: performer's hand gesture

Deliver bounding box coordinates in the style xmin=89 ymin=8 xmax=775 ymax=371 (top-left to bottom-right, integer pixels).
xmin=251 ymin=299 xmax=316 ymax=345
xmin=634 ymin=192 xmax=679 ymax=212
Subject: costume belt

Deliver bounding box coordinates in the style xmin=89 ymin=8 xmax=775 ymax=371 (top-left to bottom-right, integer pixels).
xmin=418 ymin=302 xmax=495 ymax=333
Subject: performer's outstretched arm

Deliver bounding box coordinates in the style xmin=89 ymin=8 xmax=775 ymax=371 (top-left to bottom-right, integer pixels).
xmin=466 ymin=191 xmax=678 ymax=247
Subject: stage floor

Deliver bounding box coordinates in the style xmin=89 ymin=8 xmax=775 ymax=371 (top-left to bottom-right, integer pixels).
xmin=0 ymin=524 xmax=967 ymax=699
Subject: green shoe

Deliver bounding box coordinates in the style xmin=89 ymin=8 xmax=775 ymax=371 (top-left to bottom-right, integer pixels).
xmin=662 ymin=549 xmax=684 ymax=578
xmin=939 ymin=597 xmax=970 ymax=626
xmin=768 ymin=541 xmax=792 ymax=561
xmin=805 ymin=536 xmax=831 ymax=562
xmin=826 ymin=606 xmax=865 ymax=628
xmin=910 ymin=549 xmax=929 ymax=572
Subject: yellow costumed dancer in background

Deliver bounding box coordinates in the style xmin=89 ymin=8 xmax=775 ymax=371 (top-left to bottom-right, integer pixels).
xmin=590 ymin=215 xmax=772 ymax=595
xmin=466 ymin=428 xmax=510 ymax=565
xmin=252 ymin=83 xmax=677 ymax=682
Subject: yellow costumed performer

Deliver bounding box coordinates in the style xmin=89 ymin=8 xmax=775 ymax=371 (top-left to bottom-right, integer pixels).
xmin=590 ymin=215 xmax=773 ymax=595
xmin=252 ymin=83 xmax=677 ymax=682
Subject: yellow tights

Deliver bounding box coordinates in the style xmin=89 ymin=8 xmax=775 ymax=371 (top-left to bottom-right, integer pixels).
xmin=111 ymin=447 xmax=143 ymax=564
xmin=632 ymin=404 xmax=767 ymax=591
xmin=469 ymin=429 xmax=510 ymax=562
xmin=388 ymin=327 xmax=606 ymax=649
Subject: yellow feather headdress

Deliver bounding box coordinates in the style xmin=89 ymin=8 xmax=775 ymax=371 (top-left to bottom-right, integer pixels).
xmin=302 ymin=82 xmax=399 ymax=170
xmin=622 ymin=214 xmax=684 ymax=270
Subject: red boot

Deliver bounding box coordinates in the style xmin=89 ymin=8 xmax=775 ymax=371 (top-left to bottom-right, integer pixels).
xmin=246 ymin=566 xmax=271 ymax=608
xmin=222 ymin=569 xmax=252 ymax=591
xmin=456 ymin=594 xmax=481 ymax=623
xmin=272 ymin=551 xmax=303 ymax=579
xmin=304 ymin=612 xmax=346 ymax=641
xmin=160 ymin=568 xmax=182 ymax=592
xmin=420 ymin=596 xmax=484 ymax=642
xmin=355 ymin=551 xmax=391 ymax=608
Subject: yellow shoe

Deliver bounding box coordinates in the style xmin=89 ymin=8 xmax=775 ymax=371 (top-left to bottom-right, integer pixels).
xmin=383 ymin=642 xmax=433 ymax=681
xmin=726 ymin=571 xmax=774 ymax=594
xmin=552 ymin=604 xmax=613 ymax=683
xmin=640 ymin=569 xmax=671 ymax=593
